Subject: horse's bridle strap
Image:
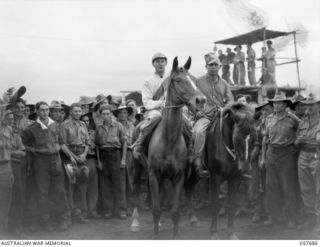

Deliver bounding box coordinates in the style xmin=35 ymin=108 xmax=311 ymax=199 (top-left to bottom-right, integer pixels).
xmin=220 ymin=109 xmax=236 ymax=161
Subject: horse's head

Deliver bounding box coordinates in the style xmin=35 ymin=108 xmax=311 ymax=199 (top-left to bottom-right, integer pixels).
xmin=222 ymin=102 xmax=255 ymax=170
xmin=168 ymin=57 xmax=206 ymax=114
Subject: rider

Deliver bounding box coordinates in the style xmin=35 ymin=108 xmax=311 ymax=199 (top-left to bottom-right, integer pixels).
xmin=193 ymin=52 xmax=234 ymax=176
xmin=131 ymin=52 xmax=207 ymax=177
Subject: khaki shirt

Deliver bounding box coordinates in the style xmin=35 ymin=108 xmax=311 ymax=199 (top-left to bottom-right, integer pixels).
xmin=95 ymin=120 xmax=126 ymax=149
xmin=87 ymin=129 xmax=96 ymax=156
xmin=21 ymin=121 xmax=61 ymax=154
xmin=265 ymin=112 xmax=300 ymax=147
xmin=0 ymin=125 xmax=13 ymax=163
xmin=11 ymin=130 xmax=25 ymax=163
xmin=14 ymin=116 xmax=34 ymax=135
xmin=196 ymin=75 xmax=234 ymax=118
xmin=60 ymin=119 xmax=90 ymax=146
xmin=119 ymin=120 xmax=135 ymax=146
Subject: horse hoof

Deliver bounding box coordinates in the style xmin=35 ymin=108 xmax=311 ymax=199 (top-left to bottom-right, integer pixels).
xmin=211 ymin=233 xmax=220 ymax=240
xmin=190 ymin=218 xmax=201 ymax=227
xmin=159 ymin=222 xmax=164 ymax=232
xmin=229 ymin=233 xmax=239 ymax=240
xmin=130 ymin=225 xmax=140 ymax=232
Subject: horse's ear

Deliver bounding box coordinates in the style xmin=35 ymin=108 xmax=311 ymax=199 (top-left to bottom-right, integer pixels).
xmin=183 ymin=56 xmax=192 ymax=71
xmin=172 ymin=57 xmax=178 ymax=72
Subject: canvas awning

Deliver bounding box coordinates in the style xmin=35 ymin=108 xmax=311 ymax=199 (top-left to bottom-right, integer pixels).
xmin=214 ymin=27 xmax=292 ymax=45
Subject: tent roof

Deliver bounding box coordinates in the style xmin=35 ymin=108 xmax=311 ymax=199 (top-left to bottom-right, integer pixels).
xmin=214 ymin=28 xmax=293 ymax=45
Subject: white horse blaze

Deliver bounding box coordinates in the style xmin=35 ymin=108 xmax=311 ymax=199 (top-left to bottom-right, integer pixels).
xmin=186 ymin=75 xmax=197 ymax=90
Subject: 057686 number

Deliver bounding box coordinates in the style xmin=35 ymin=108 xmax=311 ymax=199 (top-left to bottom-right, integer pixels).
xmin=300 ymin=241 xmax=318 ymax=246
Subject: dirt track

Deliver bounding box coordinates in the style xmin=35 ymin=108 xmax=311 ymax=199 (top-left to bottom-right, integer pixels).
xmin=12 ymin=207 xmax=319 ymax=240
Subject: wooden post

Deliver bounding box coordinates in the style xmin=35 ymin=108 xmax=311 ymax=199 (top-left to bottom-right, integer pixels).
xmin=293 ymin=31 xmax=301 ymax=92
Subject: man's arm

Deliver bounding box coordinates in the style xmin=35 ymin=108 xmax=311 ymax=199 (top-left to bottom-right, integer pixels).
xmin=142 ymin=81 xmax=164 ymax=110
xmin=225 ymin=84 xmax=234 ymax=104
xmin=119 ymin=124 xmax=127 ymax=168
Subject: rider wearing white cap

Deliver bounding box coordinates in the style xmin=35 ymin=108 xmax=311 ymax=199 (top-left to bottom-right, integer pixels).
xmin=132 ymin=52 xmax=169 ymax=159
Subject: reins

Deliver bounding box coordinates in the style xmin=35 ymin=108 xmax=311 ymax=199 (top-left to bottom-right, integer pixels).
xmin=163 ymin=76 xmax=189 ymax=109
xmin=220 ymin=109 xmax=237 ymax=161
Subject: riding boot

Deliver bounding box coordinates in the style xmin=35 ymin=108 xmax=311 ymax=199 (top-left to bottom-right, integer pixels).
xmin=132 ymin=131 xmax=147 ymax=160
xmin=194 ymin=156 xmax=210 ymax=178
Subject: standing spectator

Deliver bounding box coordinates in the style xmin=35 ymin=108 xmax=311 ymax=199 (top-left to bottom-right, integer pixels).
xmin=260 ymin=93 xmax=300 ymax=228
xmin=250 ymin=101 xmax=273 ymax=223
xmin=21 ymin=101 xmax=69 ymax=231
xmin=7 ymin=110 xmax=26 ymax=238
xmin=247 ymin=43 xmax=257 ymax=86
xmin=80 ymin=113 xmax=99 ymax=219
xmin=79 ymin=97 xmax=94 ymax=115
xmin=225 ymin=47 xmax=235 ymax=85
xmin=95 ymin=105 xmax=127 ymax=219
xmin=92 ymin=94 xmax=110 ymax=128
xmin=126 ymin=99 xmax=138 ymax=125
xmin=0 ymin=110 xmax=14 ymax=237
xmin=233 ymin=45 xmax=246 ymax=86
xmin=218 ymin=50 xmax=232 ymax=85
xmin=114 ymin=105 xmax=135 ymax=216
xmin=266 ymin=40 xmax=276 ymax=84
xmin=292 ymin=94 xmax=307 ymax=120
xmin=49 ymin=101 xmax=62 ymax=122
xmin=295 ymin=94 xmax=320 ymax=231
xmin=60 ymin=103 xmax=90 ymax=224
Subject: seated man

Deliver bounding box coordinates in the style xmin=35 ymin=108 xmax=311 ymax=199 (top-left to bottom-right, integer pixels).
xmin=131 ymin=52 xmax=203 ymax=176
xmin=193 ymin=52 xmax=234 ymax=177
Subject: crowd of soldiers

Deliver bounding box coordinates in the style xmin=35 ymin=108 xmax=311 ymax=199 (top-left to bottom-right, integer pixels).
xmin=217 ymin=40 xmax=276 ymax=88
xmin=0 ymin=50 xmax=319 ymax=240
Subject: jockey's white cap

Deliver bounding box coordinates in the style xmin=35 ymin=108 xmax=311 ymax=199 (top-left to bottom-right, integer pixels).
xmin=152 ymin=52 xmax=167 ymax=63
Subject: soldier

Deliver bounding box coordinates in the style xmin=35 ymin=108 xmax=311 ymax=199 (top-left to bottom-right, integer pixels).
xmin=260 ymin=93 xmax=300 ymax=228
xmin=233 ymin=45 xmax=246 ymax=86
xmin=60 ymin=103 xmax=90 ymax=224
xmin=194 ymin=52 xmax=234 ymax=177
xmin=95 ymin=105 xmax=127 ymax=219
xmin=6 ymin=110 xmax=26 ymax=238
xmin=247 ymin=43 xmax=256 ymax=86
xmin=250 ymin=101 xmax=273 ymax=222
xmin=79 ymin=96 xmax=94 ymax=115
xmin=49 ymin=101 xmax=62 ymax=122
xmin=114 ymin=105 xmax=135 ymax=216
xmin=126 ymin=99 xmax=138 ymax=125
xmin=21 ymin=101 xmax=69 ymax=231
xmin=292 ymin=94 xmax=307 ymax=120
xmin=295 ymin=94 xmax=320 ymax=231
xmin=92 ymin=94 xmax=110 ymax=128
xmin=80 ymin=113 xmax=99 ymax=219
xmin=0 ymin=110 xmax=14 ymax=237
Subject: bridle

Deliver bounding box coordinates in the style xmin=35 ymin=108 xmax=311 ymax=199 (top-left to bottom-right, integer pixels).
xmin=163 ymin=72 xmax=191 ymax=109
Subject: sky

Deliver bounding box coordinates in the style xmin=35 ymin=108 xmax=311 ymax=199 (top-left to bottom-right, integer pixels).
xmin=0 ymin=0 xmax=319 ymax=104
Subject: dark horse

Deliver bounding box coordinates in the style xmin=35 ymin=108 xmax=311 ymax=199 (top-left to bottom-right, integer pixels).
xmin=206 ymin=102 xmax=254 ymax=239
xmin=130 ymin=57 xmax=206 ymax=238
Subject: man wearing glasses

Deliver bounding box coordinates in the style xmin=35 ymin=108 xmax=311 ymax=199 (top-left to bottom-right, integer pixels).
xmin=193 ymin=52 xmax=234 ymax=176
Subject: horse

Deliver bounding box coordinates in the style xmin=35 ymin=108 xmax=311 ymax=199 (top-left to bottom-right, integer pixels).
xmin=130 ymin=56 xmax=206 ymax=239
xmin=206 ymin=102 xmax=255 ymax=239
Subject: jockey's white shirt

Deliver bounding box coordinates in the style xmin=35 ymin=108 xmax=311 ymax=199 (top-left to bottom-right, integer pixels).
xmin=142 ymin=72 xmax=167 ymax=112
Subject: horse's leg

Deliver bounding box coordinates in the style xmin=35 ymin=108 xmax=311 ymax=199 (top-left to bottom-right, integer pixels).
xmin=226 ymin=175 xmax=242 ymax=240
xmin=171 ymin=175 xmax=184 ymax=239
xmin=149 ymin=171 xmax=161 ymax=239
xmin=184 ymin=169 xmax=200 ymax=227
xmin=210 ymin=173 xmax=222 ymax=240
xmin=130 ymin=157 xmax=143 ymax=232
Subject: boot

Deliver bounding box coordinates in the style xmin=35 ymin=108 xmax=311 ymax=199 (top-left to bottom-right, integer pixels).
xmin=194 ymin=156 xmax=210 ymax=178
xmin=297 ymin=213 xmax=316 ymax=230
xmin=132 ymin=131 xmax=147 ymax=160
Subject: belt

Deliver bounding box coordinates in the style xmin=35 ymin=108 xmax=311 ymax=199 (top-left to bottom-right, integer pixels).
xmin=68 ymin=145 xmax=85 ymax=154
